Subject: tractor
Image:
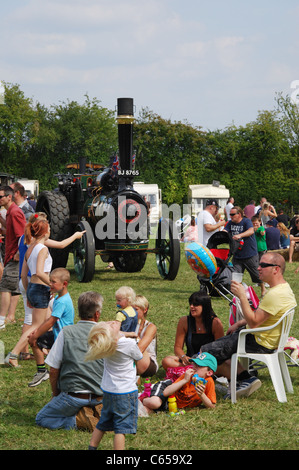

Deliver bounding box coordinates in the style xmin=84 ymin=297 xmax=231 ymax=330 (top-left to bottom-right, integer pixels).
xmin=36 ymin=98 xmax=180 ymax=282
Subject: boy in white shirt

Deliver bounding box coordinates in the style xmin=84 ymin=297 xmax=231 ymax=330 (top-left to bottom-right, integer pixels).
xmin=86 ymin=321 xmax=142 ymax=451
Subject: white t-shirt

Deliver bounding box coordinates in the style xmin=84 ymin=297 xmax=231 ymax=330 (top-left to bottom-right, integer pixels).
xmin=197 ymin=210 xmax=217 ymax=246
xmin=27 ymin=243 xmax=52 ymax=275
xmin=101 ymin=336 xmax=143 ymax=394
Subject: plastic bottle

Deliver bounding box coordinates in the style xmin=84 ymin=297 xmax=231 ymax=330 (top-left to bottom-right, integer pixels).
xmin=139 ymin=378 xmax=152 ymax=401
xmin=168 ymin=395 xmax=178 ymax=414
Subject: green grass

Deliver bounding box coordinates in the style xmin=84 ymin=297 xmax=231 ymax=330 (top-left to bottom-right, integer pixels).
xmin=0 ymin=244 xmax=298 ymax=451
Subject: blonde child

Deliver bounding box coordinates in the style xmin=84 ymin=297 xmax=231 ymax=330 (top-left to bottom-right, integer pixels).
xmin=86 ymin=321 xmax=142 ymax=450
xmin=5 ymin=213 xmax=85 ymax=367
xmin=115 ymin=286 xmax=138 ymax=332
xmin=27 ymin=268 xmax=74 ymax=387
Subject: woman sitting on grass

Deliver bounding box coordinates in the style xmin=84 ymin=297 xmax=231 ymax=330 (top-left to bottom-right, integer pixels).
xmin=134 ymin=295 xmax=158 ymax=378
xmin=162 ymin=291 xmax=224 ymax=370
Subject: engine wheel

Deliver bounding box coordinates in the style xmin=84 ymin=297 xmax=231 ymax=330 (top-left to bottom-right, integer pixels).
xmin=112 ymin=252 xmax=147 ymax=273
xmin=36 ymin=191 xmax=72 ymax=268
xmin=156 ymin=218 xmax=180 ymax=280
xmin=73 ymin=221 xmax=95 ymax=282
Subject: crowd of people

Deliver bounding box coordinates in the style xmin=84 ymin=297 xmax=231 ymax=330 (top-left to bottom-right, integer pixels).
xmin=232 ymin=198 xmax=299 ymax=264
xmin=0 ymin=184 xmax=298 ymax=451
xmin=196 ymin=196 xmax=299 ymax=273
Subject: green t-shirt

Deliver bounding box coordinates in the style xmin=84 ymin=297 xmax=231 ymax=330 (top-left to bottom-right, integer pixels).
xmin=254 ymin=226 xmax=267 ymax=252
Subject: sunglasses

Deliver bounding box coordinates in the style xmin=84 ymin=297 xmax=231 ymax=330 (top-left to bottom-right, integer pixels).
xmin=259 ymin=262 xmax=281 ymax=269
xmin=230 ymin=212 xmax=238 ymax=216
xmin=0 ymin=194 xmax=8 ymax=199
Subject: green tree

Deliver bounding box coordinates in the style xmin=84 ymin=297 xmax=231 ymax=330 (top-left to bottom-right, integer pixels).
xmin=51 ymin=96 xmax=117 ymax=167
xmin=0 ymin=82 xmax=37 ymax=177
xmin=134 ymin=108 xmax=206 ymax=206
xmin=36 ymin=96 xmax=118 ymax=189
xmin=203 ymin=110 xmax=298 ymax=210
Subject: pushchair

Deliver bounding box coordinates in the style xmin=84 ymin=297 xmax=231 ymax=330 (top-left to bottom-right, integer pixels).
xmin=198 ymin=230 xmax=260 ymax=346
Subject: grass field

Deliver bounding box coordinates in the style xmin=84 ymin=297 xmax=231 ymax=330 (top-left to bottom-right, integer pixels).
xmin=0 ymin=243 xmax=298 ymax=451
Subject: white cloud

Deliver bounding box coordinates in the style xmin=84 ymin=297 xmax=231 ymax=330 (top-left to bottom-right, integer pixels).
xmin=1 ymin=0 xmax=299 ymax=129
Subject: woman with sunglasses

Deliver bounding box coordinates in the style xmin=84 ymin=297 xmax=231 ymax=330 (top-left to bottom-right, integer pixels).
xmin=162 ymin=291 xmax=224 ymax=370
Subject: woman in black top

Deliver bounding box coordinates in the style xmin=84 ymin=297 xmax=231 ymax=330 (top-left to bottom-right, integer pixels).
xmin=162 ymin=291 xmax=224 ymax=370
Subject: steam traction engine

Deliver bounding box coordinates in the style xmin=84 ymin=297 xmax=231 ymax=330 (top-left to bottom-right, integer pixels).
xmin=36 ymin=98 xmax=180 ymax=282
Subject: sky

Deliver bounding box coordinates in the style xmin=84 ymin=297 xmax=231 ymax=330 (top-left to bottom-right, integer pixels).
xmin=1 ymin=0 xmax=299 ymax=131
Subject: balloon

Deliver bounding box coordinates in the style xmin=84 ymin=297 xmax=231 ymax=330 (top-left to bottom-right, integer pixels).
xmin=185 ymin=242 xmax=217 ymax=279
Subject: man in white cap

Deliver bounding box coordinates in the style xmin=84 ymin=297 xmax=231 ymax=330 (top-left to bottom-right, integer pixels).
xmin=197 ymin=199 xmax=226 ymax=246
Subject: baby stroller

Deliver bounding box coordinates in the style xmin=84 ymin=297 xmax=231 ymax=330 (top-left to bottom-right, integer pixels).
xmin=198 ymin=230 xmax=240 ymax=298
xmin=198 ymin=230 xmax=260 ymax=325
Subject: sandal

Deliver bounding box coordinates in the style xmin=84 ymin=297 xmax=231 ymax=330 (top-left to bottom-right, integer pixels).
xmin=4 ymin=352 xmax=21 ymax=368
xmin=19 ymin=352 xmax=35 ymax=361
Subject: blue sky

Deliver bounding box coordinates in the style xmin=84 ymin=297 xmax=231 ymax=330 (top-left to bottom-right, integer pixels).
xmin=1 ymin=0 xmax=299 ymax=130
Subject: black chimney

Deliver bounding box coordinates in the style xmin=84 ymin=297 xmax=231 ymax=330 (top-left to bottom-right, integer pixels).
xmin=117 ymin=98 xmax=134 ymax=188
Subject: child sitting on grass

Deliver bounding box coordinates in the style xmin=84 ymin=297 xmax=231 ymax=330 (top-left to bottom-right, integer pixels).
xmin=143 ymin=352 xmax=217 ymax=413
xmin=86 ymin=321 xmax=142 ymax=451
xmin=115 ymin=285 xmax=138 ymax=332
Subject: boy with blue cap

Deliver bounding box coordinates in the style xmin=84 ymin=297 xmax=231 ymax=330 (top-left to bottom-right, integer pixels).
xmin=142 ymin=352 xmax=217 ymax=412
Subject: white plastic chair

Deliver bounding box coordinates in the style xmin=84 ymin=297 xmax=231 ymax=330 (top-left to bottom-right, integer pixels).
xmin=230 ymin=307 xmax=296 ymax=403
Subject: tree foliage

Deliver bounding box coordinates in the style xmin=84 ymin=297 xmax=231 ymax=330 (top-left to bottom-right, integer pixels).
xmin=203 ymin=110 xmax=298 ymax=209
xmin=0 ymin=83 xmax=298 ymax=212
xmin=134 ymin=108 xmax=206 ymax=205
xmin=0 ymin=83 xmax=118 ymax=190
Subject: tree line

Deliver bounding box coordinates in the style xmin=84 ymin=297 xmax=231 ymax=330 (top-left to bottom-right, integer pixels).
xmin=1 ymin=82 xmax=298 ymax=213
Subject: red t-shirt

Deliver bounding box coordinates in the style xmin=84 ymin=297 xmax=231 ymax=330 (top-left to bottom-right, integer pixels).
xmin=174 ymin=375 xmax=216 ymax=409
xmin=4 ymin=202 xmax=26 ymax=265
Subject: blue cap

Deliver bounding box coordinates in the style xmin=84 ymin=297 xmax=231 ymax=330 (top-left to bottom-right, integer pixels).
xmin=189 ymin=352 xmax=217 ymax=372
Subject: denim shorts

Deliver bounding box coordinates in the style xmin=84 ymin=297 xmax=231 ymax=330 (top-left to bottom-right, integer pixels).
xmin=96 ymin=390 xmax=138 ymax=435
xmin=27 ymin=283 xmax=51 ymax=309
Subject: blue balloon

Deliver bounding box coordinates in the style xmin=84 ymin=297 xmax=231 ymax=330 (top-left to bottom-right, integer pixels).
xmin=185 ymin=242 xmax=217 ymax=279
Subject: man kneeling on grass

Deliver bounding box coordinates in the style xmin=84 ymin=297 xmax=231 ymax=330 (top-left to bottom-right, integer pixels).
xmin=142 ymin=352 xmax=217 ymax=413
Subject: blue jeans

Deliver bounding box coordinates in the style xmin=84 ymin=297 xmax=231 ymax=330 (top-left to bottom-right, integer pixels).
xmin=36 ymin=392 xmax=102 ymax=430
xmin=96 ymin=390 xmax=138 ymax=434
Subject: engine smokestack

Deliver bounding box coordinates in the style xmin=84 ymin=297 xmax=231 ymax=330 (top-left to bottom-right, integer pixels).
xmin=116 ymin=98 xmax=134 ymax=189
